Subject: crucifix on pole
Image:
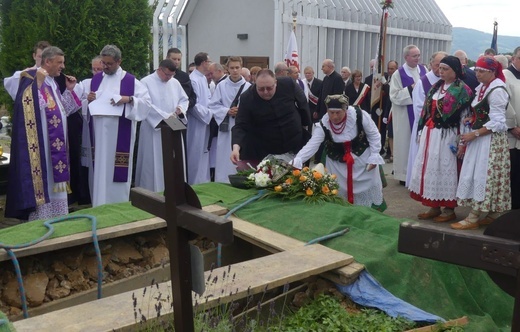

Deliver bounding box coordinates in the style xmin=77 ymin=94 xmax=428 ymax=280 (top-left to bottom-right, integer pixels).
xmin=130 ymin=116 xmax=234 ymax=332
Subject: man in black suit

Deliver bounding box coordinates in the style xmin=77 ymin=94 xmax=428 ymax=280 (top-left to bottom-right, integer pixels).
xmin=316 ymin=59 xmax=345 ymax=119
xmin=364 ymin=59 xmax=390 ymax=154
xmin=302 ymin=66 xmax=323 ymax=123
xmin=453 ymin=50 xmax=479 ymax=93
xmin=167 ymin=48 xmax=197 ymax=109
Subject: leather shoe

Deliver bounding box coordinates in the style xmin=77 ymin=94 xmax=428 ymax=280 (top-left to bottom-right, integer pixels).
xmin=417 ymin=210 xmax=442 ymax=220
xmin=479 ymin=216 xmax=495 ymax=225
xmin=433 ymin=213 xmax=457 ymax=223
xmin=450 ymin=220 xmax=479 ymax=230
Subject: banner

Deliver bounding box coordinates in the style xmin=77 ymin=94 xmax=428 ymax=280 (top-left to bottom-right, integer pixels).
xmin=490 ymin=21 xmax=498 ymax=54
xmin=284 ymin=30 xmax=300 ymax=72
xmin=370 ymin=7 xmax=389 ymax=110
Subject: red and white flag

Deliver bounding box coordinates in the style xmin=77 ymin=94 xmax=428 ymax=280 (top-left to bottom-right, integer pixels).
xmin=284 ymin=30 xmax=300 ymax=72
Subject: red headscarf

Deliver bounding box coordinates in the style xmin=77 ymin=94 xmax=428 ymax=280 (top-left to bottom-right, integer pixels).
xmin=475 ymin=56 xmax=506 ymax=82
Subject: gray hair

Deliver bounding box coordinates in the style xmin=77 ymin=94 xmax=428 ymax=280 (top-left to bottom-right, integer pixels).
xmin=430 ymin=51 xmax=448 ymax=63
xmin=403 ymin=45 xmax=418 ymax=57
xmin=41 ymin=46 xmax=64 ymax=63
xmin=100 ymin=45 xmax=122 ymax=61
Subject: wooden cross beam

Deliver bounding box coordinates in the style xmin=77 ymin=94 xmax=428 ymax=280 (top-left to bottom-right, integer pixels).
xmin=131 ymin=117 xmax=233 ymax=332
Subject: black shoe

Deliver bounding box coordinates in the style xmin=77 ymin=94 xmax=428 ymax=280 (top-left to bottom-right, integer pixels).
xmin=399 ymin=181 xmax=405 ymax=186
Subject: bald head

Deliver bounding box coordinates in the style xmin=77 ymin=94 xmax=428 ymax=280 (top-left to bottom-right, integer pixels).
xmin=453 ymin=50 xmax=468 ymax=66
xmin=321 ymin=59 xmax=335 ymax=75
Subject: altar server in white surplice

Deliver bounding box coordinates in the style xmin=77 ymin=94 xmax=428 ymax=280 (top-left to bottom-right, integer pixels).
xmin=136 ymin=59 xmax=189 ymax=192
xmin=209 ymin=56 xmax=251 ymax=183
xmin=187 ymin=52 xmax=213 ymax=185
xmin=87 ymin=45 xmax=151 ymax=207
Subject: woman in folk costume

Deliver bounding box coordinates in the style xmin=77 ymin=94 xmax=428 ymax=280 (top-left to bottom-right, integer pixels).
xmin=409 ymin=56 xmax=473 ymax=222
xmin=452 ymin=56 xmax=511 ymax=230
xmin=292 ymin=94 xmax=386 ymax=211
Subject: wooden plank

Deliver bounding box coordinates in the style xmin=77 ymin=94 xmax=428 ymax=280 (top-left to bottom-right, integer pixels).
xmin=0 ymin=217 xmax=167 ymax=262
xmin=13 ymin=244 xmax=352 ymax=332
xmin=404 ymin=316 xmax=468 ymax=331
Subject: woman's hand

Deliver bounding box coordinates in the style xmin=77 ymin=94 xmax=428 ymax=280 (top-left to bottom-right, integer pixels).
xmin=365 ymin=164 xmax=376 ymax=172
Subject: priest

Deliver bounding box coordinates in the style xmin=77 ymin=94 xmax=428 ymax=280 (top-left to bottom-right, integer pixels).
xmin=5 ymin=46 xmax=81 ymax=220
xmin=87 ymin=45 xmax=151 ymax=207
xmin=208 ymin=56 xmax=250 ymax=183
xmin=135 ymin=59 xmax=188 ymax=192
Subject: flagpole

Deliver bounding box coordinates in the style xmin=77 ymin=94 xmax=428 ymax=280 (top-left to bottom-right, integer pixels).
xmin=377 ymin=7 xmax=389 ymax=130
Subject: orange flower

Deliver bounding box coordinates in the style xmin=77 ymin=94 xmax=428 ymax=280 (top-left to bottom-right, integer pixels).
xmin=274 ymin=185 xmax=283 ymax=192
xmin=313 ymin=171 xmax=323 ymax=180
xmin=285 ymin=177 xmax=293 ymax=185
xmin=292 ymin=169 xmax=301 ymax=176
xmin=306 ymin=188 xmax=314 ymax=196
xmin=299 ymin=175 xmax=307 ymax=182
xmin=302 ymin=167 xmax=310 ymax=172
xmin=331 ymin=189 xmax=338 ymax=195
xmin=331 ymin=174 xmax=337 ymax=180
xmin=321 ymin=185 xmax=330 ymax=194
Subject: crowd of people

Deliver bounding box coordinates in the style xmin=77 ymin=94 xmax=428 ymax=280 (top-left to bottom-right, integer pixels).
xmin=3 ymin=41 xmax=519 ymax=229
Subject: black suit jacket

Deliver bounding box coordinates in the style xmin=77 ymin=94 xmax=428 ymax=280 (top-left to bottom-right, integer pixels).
xmin=232 ymin=77 xmax=311 ymax=160
xmin=317 ymin=71 xmax=345 ymax=118
xmin=462 ymin=66 xmax=479 ymax=93
xmin=174 ymin=68 xmax=197 ymax=109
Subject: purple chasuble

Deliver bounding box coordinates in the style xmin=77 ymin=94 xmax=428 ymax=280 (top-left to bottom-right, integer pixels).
xmin=398 ymin=65 xmax=427 ymax=130
xmin=90 ymin=72 xmax=135 ymax=183
xmin=420 ymin=75 xmax=433 ymax=96
xmin=40 ymin=82 xmax=70 ymax=184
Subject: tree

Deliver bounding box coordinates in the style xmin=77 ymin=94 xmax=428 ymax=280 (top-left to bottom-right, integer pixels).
xmin=0 ymin=0 xmax=152 ymax=113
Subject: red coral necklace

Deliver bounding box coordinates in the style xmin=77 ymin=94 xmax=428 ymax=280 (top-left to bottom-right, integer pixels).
xmin=329 ymin=114 xmax=347 ymax=134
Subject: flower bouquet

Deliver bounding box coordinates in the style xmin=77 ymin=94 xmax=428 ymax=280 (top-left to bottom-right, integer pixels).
xmin=266 ymin=163 xmax=345 ymax=204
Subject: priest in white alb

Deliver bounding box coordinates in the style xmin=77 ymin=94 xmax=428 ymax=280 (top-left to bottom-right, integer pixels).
xmin=87 ymin=45 xmax=151 ymax=207
xmin=209 ymin=56 xmax=251 ymax=183
xmin=136 ymin=59 xmax=189 ymax=192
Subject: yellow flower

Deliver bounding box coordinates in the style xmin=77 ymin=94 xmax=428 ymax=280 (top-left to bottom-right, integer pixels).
xmin=331 ymin=189 xmax=338 ymax=195
xmin=331 ymin=174 xmax=337 ymax=180
xmin=292 ymin=169 xmax=301 ymax=176
xmin=322 ymin=185 xmax=330 ymax=194
xmin=302 ymin=166 xmax=310 ymax=172
xmin=306 ymin=188 xmax=314 ymax=196
xmin=285 ymin=177 xmax=293 ymax=185
xmin=274 ymin=185 xmax=283 ymax=192
xmin=313 ymin=171 xmax=323 ymax=180
xmin=299 ymin=175 xmax=307 ymax=182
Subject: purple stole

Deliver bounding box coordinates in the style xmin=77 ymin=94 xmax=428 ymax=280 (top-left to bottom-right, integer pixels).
xmin=39 ymin=81 xmax=70 ymax=188
xmin=421 ymin=75 xmax=432 ymax=96
xmin=90 ymin=72 xmax=135 ymax=182
xmin=398 ymin=65 xmax=427 ymax=130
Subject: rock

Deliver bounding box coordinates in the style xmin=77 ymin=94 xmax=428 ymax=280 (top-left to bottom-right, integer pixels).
xmin=106 ymin=262 xmax=122 ymax=275
xmin=2 ymin=278 xmax=21 ymax=307
xmin=149 ymin=244 xmax=170 ymax=268
xmin=61 ymin=248 xmax=84 ymax=270
xmin=110 ymin=240 xmax=143 ymax=264
xmin=84 ymin=254 xmax=110 ymax=280
xmin=9 ymin=306 xmax=22 ymax=317
xmin=292 ymin=291 xmax=311 ymax=308
xmin=84 ymin=243 xmax=112 ymax=256
xmin=66 ymin=269 xmax=90 ymax=292
xmin=60 ymin=280 xmax=72 ymax=290
xmin=47 ymin=287 xmax=71 ymax=300
xmin=24 ymin=272 xmax=49 ymax=306
xmin=46 ymin=277 xmax=59 ymax=291
xmin=51 ymin=261 xmax=71 ymax=275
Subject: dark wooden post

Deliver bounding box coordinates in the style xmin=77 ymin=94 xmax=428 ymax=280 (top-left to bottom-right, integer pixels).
xmin=131 ymin=117 xmax=233 ymax=332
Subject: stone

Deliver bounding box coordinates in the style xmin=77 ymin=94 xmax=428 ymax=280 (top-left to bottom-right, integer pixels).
xmin=292 ymin=291 xmax=311 ymax=308
xmin=47 ymin=287 xmax=70 ymax=300
xmin=46 ymin=277 xmax=59 ymax=291
xmin=61 ymin=248 xmax=84 ymax=270
xmin=106 ymin=262 xmax=122 ymax=275
xmin=2 ymin=278 xmax=21 ymax=307
xmin=9 ymin=306 xmax=22 ymax=317
xmin=60 ymin=280 xmax=72 ymax=290
xmin=51 ymin=261 xmax=71 ymax=275
xmin=110 ymin=240 xmax=144 ymax=264
xmin=66 ymin=269 xmax=90 ymax=292
xmin=84 ymin=243 xmax=112 ymax=256
xmin=149 ymin=244 xmax=170 ymax=268
xmin=24 ymin=272 xmax=49 ymax=306
xmin=84 ymin=254 xmax=111 ymax=280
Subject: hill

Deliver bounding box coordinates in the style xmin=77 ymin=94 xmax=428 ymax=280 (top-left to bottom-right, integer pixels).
xmin=451 ymin=27 xmax=520 ymax=61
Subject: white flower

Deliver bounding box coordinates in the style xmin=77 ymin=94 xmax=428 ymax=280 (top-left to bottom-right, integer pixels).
xmin=312 ymin=163 xmax=326 ymax=175
xmin=254 ymin=172 xmax=272 ymax=187
xmin=248 ymin=173 xmax=255 ymax=180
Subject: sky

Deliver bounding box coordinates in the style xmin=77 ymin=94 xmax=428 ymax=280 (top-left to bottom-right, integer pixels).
xmin=434 ymin=0 xmax=518 ymax=37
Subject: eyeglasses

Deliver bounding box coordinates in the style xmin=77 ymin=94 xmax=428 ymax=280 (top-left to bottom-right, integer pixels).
xmin=161 ymin=67 xmax=175 ymax=78
xmin=257 ymin=84 xmax=276 ymax=92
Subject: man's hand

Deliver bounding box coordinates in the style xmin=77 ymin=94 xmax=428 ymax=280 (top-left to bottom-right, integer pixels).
xmin=230 ymin=144 xmax=241 ymax=164
xmin=511 ymin=127 xmax=520 ymax=139
xmin=228 ymin=106 xmax=238 ymax=117
xmin=87 ymin=91 xmax=96 ymax=103
xmin=313 ymin=112 xmax=319 ymax=120
xmin=65 ymin=75 xmax=77 ymax=90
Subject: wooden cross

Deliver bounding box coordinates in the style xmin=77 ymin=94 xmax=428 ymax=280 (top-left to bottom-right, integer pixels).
xmin=130 ymin=117 xmax=233 ymax=332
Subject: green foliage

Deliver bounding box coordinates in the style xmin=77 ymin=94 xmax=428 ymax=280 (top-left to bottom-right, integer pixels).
xmin=0 ymin=0 xmax=152 ymax=113
xmin=273 ymin=295 xmax=417 ymax=332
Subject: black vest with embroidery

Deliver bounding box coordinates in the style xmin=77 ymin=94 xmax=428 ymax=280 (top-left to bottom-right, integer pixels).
xmin=321 ymin=106 xmax=370 ymax=162
xmin=472 ymin=86 xmax=507 ymax=130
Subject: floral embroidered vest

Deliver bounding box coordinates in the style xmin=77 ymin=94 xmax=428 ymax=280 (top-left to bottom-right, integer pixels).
xmin=321 ymin=106 xmax=369 ymax=162
xmin=472 ymin=86 xmax=507 ymax=130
